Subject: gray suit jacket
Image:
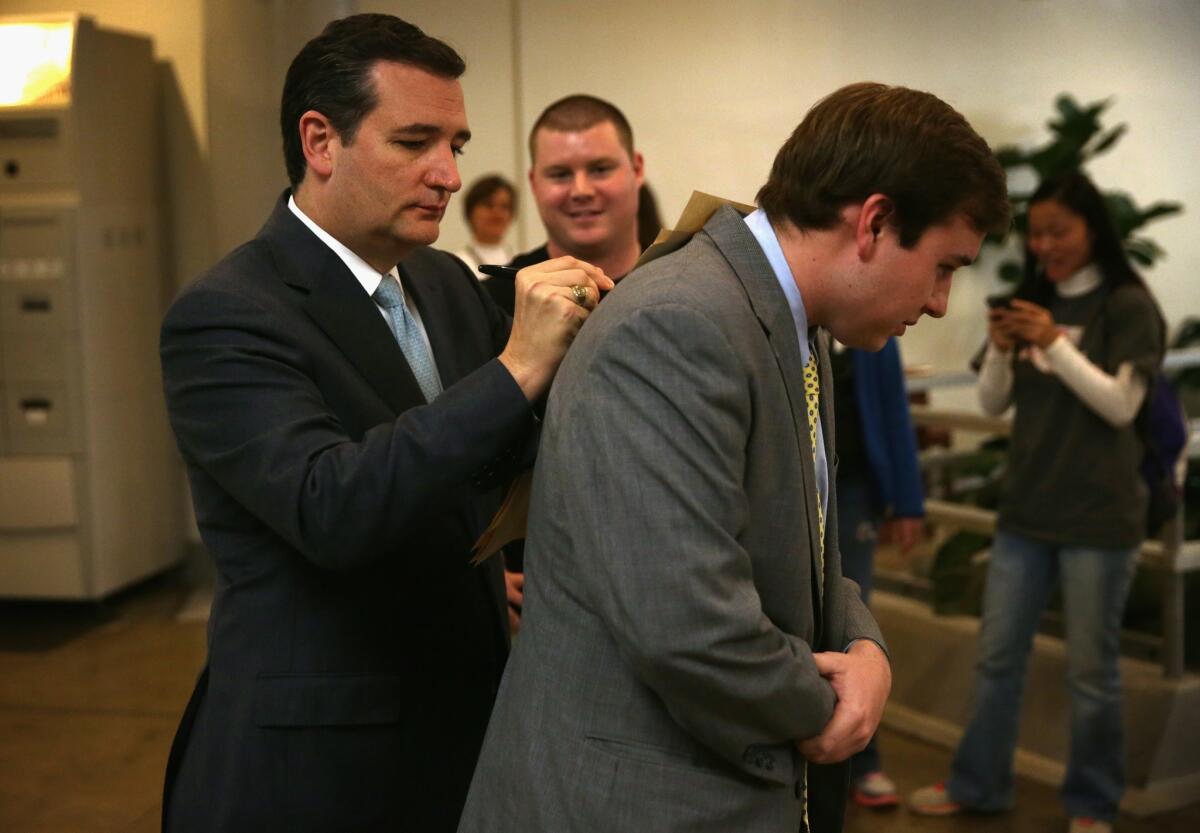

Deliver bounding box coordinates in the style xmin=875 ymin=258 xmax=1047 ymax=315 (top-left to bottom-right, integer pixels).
xmin=458 ymin=206 xmax=885 ymax=833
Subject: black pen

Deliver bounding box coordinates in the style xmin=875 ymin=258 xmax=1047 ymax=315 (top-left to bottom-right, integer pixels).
xmin=478 ymin=264 xmax=518 ymax=280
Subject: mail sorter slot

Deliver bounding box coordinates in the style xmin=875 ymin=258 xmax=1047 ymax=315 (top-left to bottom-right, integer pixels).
xmin=0 ymin=211 xmax=71 ymax=260
xmin=0 ymin=120 xmax=72 ymax=187
xmin=1 ymin=333 xmax=71 ymax=382
xmin=0 ymin=456 xmax=78 ymax=530
xmin=3 ymin=381 xmax=78 ymax=453
xmin=0 ymin=279 xmax=74 ymax=334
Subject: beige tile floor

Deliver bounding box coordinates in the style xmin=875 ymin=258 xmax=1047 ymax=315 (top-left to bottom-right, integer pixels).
xmin=0 ymin=573 xmax=204 ymax=833
xmin=0 ymin=571 xmax=1194 ymax=832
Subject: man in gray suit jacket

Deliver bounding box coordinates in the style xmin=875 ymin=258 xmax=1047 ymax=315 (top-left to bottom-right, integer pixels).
xmin=458 ymin=83 xmax=1009 ymax=833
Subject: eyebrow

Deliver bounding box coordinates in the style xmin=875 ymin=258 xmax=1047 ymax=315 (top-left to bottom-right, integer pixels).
xmin=541 ymin=156 xmax=620 ymax=171
xmin=391 ymin=123 xmax=472 ymax=143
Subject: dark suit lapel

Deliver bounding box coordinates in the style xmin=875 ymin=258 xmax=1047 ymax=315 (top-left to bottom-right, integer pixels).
xmin=398 ymin=254 xmax=464 ymax=388
xmin=260 ymin=193 xmax=426 ymax=414
xmin=304 ymin=267 xmax=427 ymax=412
xmin=703 ymin=207 xmax=825 ymax=625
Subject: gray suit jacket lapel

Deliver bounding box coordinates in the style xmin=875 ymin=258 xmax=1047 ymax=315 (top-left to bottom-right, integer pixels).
xmin=702 ymin=206 xmax=826 ymax=624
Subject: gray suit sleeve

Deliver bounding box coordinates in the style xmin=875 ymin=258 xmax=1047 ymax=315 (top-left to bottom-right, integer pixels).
xmin=557 ymin=302 xmax=837 ymax=778
xmin=836 ymin=575 xmax=888 ymax=654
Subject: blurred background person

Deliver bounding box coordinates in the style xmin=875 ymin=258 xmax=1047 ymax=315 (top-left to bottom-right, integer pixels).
xmin=909 ymin=171 xmax=1166 ymax=833
xmin=831 ymin=336 xmax=925 ymax=809
xmin=637 ymin=182 xmax=664 ymax=252
xmin=455 ymin=174 xmax=517 ymax=276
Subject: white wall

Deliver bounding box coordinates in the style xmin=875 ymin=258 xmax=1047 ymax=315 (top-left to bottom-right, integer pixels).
xmin=204 ymin=0 xmax=356 ymax=257
xmin=510 ymin=0 xmax=1200 ymax=391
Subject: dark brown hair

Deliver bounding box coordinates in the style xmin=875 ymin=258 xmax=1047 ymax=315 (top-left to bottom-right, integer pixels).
xmin=281 ymin=14 xmax=465 ymax=187
xmin=637 ymin=183 xmax=663 ymax=252
xmin=757 ymin=82 xmax=1009 ymax=246
xmin=528 ymin=95 xmax=634 ymax=162
xmin=462 ymin=174 xmax=517 ymax=223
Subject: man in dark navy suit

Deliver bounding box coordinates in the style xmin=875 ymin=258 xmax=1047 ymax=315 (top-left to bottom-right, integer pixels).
xmin=159 ymin=14 xmax=610 ymax=832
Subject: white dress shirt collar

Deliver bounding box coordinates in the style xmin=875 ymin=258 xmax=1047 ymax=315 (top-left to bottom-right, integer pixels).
xmin=743 ymin=208 xmax=814 ymax=363
xmin=1055 ymin=262 xmax=1103 ymax=298
xmin=288 ymin=194 xmax=389 ymax=297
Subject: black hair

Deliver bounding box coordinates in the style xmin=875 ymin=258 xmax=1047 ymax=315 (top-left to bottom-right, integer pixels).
xmin=280 ymin=14 xmax=465 ymax=187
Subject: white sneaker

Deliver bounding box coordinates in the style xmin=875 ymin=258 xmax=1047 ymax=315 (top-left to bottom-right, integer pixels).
xmin=851 ymin=771 xmax=899 ymax=809
xmin=907 ymin=782 xmax=964 ymax=816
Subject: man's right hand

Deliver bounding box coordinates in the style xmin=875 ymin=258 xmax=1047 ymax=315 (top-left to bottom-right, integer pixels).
xmin=796 ymin=641 xmax=891 ymax=764
xmin=499 ymin=257 xmax=613 ymax=401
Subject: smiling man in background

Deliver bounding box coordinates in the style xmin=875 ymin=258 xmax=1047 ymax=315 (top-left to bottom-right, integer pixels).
xmin=484 ymin=94 xmax=644 ymax=314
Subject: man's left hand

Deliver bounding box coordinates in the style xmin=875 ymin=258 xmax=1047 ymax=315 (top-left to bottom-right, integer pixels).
xmin=884 ymin=517 xmax=923 ymax=554
xmin=796 ymin=641 xmax=891 ymax=764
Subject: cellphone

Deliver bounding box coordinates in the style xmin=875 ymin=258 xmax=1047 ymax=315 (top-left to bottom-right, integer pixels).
xmin=985 ymin=294 xmax=1013 ymax=310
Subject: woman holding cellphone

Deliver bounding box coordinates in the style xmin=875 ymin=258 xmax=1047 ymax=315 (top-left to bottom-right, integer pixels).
xmin=909 ymin=172 xmax=1166 ymax=833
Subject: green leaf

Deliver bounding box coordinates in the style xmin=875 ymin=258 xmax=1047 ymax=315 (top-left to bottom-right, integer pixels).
xmin=1011 ymin=210 xmax=1029 ymax=236
xmin=1104 ymin=192 xmax=1139 ymax=236
xmin=1089 ymin=124 xmax=1127 ymax=157
xmin=1127 ymin=248 xmax=1153 ymax=267
xmin=995 ymin=146 xmax=1029 ymax=168
xmin=1137 ymin=201 xmax=1184 ymax=224
xmin=1106 ymin=193 xmax=1184 ymax=235
xmin=1124 ymin=236 xmax=1165 ymax=267
xmin=1055 ymin=94 xmax=1083 ymax=121
xmin=1053 ymin=102 xmax=1104 ymax=146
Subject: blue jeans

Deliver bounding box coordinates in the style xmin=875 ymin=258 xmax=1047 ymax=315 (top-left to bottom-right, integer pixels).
xmin=836 ymin=473 xmax=883 ymax=779
xmin=946 ymin=530 xmax=1137 ymax=821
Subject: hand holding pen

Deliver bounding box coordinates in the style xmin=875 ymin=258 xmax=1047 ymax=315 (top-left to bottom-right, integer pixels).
xmin=490 ymin=258 xmax=612 ymax=401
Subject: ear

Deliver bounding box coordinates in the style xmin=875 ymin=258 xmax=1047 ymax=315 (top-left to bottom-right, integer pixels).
xmin=631 ymin=150 xmax=645 ymax=188
xmin=298 ymin=109 xmax=337 ymax=180
xmin=855 ymin=193 xmax=896 ymax=260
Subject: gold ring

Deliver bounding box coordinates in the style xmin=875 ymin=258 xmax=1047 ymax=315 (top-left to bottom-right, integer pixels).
xmin=570 ymin=284 xmax=589 ymax=307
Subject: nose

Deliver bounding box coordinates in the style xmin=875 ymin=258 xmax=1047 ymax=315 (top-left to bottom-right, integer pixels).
xmin=923 ymin=278 xmax=952 ymax=319
xmin=569 ymin=170 xmax=595 ymax=199
xmin=427 ymin=145 xmax=462 ymax=193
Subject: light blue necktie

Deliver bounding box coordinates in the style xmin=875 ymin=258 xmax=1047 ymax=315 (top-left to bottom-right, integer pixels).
xmin=373 ymin=274 xmax=442 ymax=402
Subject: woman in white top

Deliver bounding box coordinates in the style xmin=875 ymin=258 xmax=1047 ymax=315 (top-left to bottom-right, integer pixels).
xmin=455 ymin=175 xmax=516 ymax=277
xmin=910 ymin=172 xmax=1165 ymax=833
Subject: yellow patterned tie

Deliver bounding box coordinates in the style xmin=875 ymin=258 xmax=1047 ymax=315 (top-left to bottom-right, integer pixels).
xmin=803 ymin=350 xmax=825 ymax=571
xmin=800 ymin=349 xmax=824 ymax=833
